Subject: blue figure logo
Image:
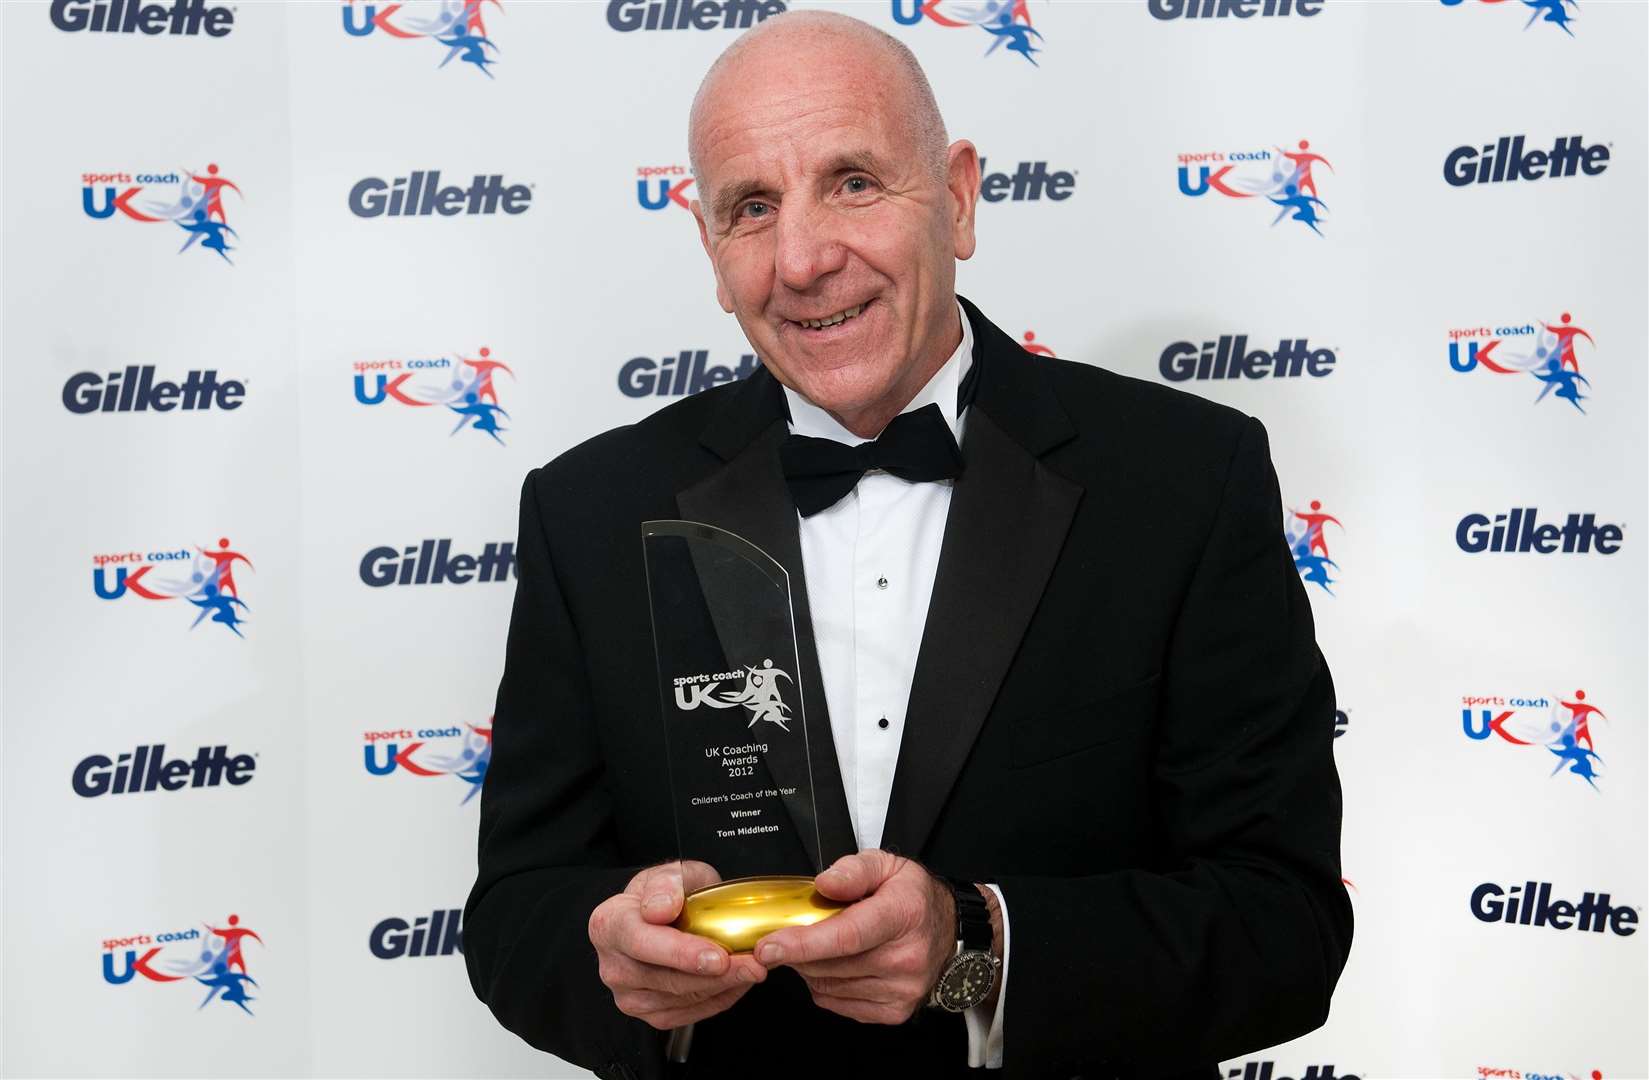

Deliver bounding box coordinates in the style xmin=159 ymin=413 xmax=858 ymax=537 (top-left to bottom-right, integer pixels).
xmin=435 ymin=26 xmax=497 ymax=77
xmin=196 ymin=957 xmax=258 ymax=1015
xmin=1531 ymin=356 xmax=1590 ymax=413
xmin=1269 ymin=183 xmax=1327 ymax=237
xmin=187 ymin=570 xmax=249 ymax=638
xmin=448 ymin=391 xmax=509 ymax=444
xmin=1547 ymin=719 xmax=1602 ymax=789
xmin=980 ymin=9 xmax=1043 ymax=65
xmin=177 ymin=209 xmax=238 ymax=264
xmin=1522 ymin=0 xmax=1577 ymax=35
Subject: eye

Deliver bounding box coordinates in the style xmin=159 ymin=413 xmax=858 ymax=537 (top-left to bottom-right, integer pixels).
xmin=739 ymin=201 xmax=771 ymax=220
xmin=841 ymin=175 xmax=875 ymax=195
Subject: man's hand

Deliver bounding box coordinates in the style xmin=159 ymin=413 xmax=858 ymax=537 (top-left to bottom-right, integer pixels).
xmin=752 ymin=850 xmax=955 ymax=1024
xmin=588 ymin=860 xmax=768 ymax=1030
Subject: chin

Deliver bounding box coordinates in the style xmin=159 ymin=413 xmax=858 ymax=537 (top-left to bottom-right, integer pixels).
xmin=796 ymin=371 xmax=896 ymax=416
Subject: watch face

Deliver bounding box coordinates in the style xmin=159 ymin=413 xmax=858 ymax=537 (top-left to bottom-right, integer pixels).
xmin=937 ymin=952 xmax=997 ymax=1010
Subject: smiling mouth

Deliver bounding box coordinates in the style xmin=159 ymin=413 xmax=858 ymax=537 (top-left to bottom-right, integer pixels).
xmin=791 ymin=300 xmax=872 ymax=331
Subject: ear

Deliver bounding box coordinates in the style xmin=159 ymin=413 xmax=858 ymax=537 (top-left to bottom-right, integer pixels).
xmin=944 ymin=140 xmax=982 ymax=262
xmin=691 ymin=198 xmax=735 ymax=313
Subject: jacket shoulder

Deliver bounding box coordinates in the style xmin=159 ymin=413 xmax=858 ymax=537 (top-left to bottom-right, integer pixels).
xmin=1040 ymin=356 xmax=1252 ymax=445
xmin=524 ymin=378 xmax=743 ymax=501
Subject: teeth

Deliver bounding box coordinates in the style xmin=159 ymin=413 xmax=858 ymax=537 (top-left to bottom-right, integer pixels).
xmin=800 ymin=303 xmax=864 ymax=330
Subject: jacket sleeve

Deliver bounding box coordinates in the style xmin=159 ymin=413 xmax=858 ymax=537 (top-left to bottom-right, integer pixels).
xmin=996 ymin=416 xmax=1354 ymax=1077
xmin=463 ymin=467 xmax=666 ymax=1080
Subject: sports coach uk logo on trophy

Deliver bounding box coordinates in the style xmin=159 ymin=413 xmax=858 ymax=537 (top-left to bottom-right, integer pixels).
xmin=642 ymin=520 xmax=845 ymax=953
xmin=672 ymin=659 xmax=794 ymax=730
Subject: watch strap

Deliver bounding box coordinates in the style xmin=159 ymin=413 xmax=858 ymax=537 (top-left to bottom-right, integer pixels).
xmin=943 ymin=876 xmax=993 ymax=953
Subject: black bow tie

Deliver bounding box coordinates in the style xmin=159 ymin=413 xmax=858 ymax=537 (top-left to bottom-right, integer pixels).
xmin=780 ymin=402 xmax=964 ymax=517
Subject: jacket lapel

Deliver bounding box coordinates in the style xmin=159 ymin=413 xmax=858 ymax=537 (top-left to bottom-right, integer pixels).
xmin=879 ymin=298 xmax=1083 ymax=856
xmin=675 ymin=372 xmax=859 ymax=872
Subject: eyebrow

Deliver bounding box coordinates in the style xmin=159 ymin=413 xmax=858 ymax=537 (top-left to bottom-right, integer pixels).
xmin=710 ymin=179 xmax=771 ymax=228
xmin=709 ymin=150 xmax=894 ymax=227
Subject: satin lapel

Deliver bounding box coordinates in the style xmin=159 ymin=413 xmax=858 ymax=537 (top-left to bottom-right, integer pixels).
xmin=675 ymin=423 xmax=859 ymax=871
xmin=879 ymin=393 xmax=1083 ymax=858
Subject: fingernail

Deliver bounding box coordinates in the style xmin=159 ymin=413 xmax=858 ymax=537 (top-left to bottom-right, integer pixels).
xmin=645 ymin=893 xmax=673 ymax=911
xmin=737 ymin=963 xmax=758 ymax=983
xmin=758 ymin=943 xmax=784 ymax=965
xmin=696 ymin=950 xmax=721 ymax=974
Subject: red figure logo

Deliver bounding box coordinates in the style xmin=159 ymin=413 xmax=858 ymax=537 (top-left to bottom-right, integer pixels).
xmin=1278 ymin=139 xmax=1333 ymax=198
xmin=1021 ymin=331 xmax=1056 ymax=357
xmin=187 ymin=163 xmax=242 ymax=224
xmin=198 ymin=537 xmax=253 ymax=599
xmin=1543 ymin=312 xmax=1594 ymax=373
xmin=1560 ymin=689 xmax=1606 ymax=751
xmin=205 ymin=914 xmax=264 ymax=974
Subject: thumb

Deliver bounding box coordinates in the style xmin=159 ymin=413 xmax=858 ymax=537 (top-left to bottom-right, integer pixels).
xmin=679 ymin=860 xmax=724 ymax=895
xmin=635 ymin=862 xmax=687 ymax=925
xmin=814 ymin=850 xmax=898 ymax=903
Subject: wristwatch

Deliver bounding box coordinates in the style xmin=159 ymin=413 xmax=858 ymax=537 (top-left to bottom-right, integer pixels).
xmin=927 ymin=877 xmax=1001 ymax=1012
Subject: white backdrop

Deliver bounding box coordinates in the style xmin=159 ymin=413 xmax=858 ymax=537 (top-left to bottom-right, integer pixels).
xmin=3 ymin=1 xmax=1645 ymax=1077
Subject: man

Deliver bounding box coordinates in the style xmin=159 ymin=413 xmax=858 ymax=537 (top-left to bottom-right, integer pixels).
xmin=464 ymin=12 xmax=1351 ymax=1080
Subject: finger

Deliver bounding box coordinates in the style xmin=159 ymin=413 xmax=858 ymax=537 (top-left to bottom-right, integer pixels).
xmin=606 ymin=953 xmax=763 ymax=999
xmin=814 ymin=849 xmax=902 ymax=903
xmin=618 ymin=917 xmax=734 ymax=977
xmin=648 ymin=984 xmax=755 ymax=1030
xmin=612 ymin=966 xmax=752 ymax=1012
xmin=789 ymin=953 xmax=884 ymax=979
xmin=808 ymin=992 xmax=912 ymax=1026
xmin=799 ymin=974 xmax=900 ymax=1003
xmin=756 ymin=895 xmax=902 ymax=967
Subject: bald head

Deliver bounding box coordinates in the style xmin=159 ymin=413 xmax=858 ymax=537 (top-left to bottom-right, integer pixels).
xmin=688 ymin=10 xmax=949 ymax=189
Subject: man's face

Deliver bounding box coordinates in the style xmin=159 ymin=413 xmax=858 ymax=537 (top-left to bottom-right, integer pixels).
xmin=690 ymin=38 xmax=979 ymax=428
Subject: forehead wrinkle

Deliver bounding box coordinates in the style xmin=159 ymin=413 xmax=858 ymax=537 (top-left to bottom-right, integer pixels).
xmin=697 ymin=96 xmax=912 ymax=222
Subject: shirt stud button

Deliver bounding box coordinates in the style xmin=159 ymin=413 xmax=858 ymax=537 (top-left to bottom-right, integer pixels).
xmin=876 ymin=576 xmax=888 ymax=589
xmin=878 ymin=718 xmax=890 ymax=730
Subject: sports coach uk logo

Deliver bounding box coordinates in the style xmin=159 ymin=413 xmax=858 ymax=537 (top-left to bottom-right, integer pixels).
xmin=81 ymin=163 xmax=242 ymax=263
xmin=1177 ymin=141 xmax=1333 ymax=235
xmin=353 ymin=346 xmax=514 ymax=444
xmin=891 ymin=0 xmax=1045 ymax=65
xmin=1448 ymin=312 xmax=1595 ymax=412
xmin=1462 ymin=689 xmax=1609 ymax=789
xmin=341 ymin=0 xmax=503 ymax=78
xmin=674 ymin=661 xmax=795 ymax=732
xmin=363 ymin=719 xmax=492 ymax=804
xmin=93 ymin=539 xmax=253 ymax=637
xmin=102 ymin=913 xmax=264 ymax=1014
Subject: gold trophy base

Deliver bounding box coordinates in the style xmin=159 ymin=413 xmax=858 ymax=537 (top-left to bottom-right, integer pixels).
xmin=675 ymin=875 xmax=846 ymax=954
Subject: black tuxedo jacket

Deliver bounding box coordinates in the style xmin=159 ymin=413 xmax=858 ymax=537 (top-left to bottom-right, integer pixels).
xmin=464 ymin=297 xmax=1352 ymax=1080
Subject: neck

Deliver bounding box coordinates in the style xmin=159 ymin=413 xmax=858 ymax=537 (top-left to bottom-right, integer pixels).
xmin=825 ymin=309 xmax=964 ymax=439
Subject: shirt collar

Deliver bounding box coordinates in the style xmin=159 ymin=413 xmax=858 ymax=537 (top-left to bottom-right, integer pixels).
xmin=782 ymin=299 xmax=973 ymax=445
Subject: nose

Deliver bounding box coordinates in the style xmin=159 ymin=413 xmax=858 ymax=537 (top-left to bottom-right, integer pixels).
xmin=773 ymin=199 xmax=848 ymax=293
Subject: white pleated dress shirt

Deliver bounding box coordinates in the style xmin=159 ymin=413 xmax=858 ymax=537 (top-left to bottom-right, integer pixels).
xmin=781 ymin=301 xmax=1009 ymax=1068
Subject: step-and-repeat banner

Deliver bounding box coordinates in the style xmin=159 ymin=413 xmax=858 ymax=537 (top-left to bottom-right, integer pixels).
xmin=3 ymin=1 xmax=1644 ymax=1077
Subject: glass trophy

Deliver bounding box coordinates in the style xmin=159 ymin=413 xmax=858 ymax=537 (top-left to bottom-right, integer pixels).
xmin=642 ymin=520 xmax=844 ymax=953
